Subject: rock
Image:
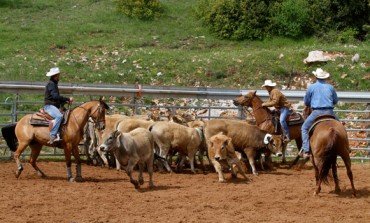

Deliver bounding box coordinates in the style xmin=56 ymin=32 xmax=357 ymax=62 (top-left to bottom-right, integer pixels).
xmin=303 ymin=50 xmax=331 ymax=64
xmin=351 ymin=53 xmax=360 ymax=63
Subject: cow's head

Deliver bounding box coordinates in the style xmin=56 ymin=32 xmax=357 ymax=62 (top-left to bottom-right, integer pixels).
xmin=99 ymin=130 xmax=122 ymax=152
xmin=263 ymin=133 xmax=283 ymax=156
xmin=209 ymin=132 xmax=233 ymax=162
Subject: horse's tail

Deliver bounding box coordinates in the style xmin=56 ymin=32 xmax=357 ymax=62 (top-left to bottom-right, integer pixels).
xmin=1 ymin=123 xmax=18 ymax=152
xmin=319 ymin=127 xmax=338 ymax=185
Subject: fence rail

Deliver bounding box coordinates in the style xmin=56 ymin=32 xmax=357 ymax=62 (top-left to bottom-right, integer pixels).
xmin=0 ymin=82 xmax=369 ymax=161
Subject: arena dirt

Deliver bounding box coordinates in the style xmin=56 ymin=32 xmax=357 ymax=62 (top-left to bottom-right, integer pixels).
xmin=0 ymin=160 xmax=369 ymax=223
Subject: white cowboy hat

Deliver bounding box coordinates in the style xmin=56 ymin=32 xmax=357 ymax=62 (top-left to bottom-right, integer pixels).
xmin=261 ymin=80 xmax=277 ymax=87
xmin=312 ymin=68 xmax=330 ymax=79
xmin=46 ymin=67 xmax=60 ymax=77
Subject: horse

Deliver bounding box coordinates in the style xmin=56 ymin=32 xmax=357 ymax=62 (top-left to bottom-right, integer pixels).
xmin=304 ymin=108 xmax=356 ymax=196
xmin=2 ymin=98 xmax=109 ymax=182
xmin=233 ymin=90 xmax=303 ymax=163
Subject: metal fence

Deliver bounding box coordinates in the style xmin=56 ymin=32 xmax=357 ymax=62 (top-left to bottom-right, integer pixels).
xmin=0 ymin=82 xmax=369 ymax=161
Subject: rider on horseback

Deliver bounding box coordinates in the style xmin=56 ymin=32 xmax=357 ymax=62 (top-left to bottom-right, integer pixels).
xmin=301 ymin=68 xmax=339 ymax=158
xmin=44 ymin=67 xmax=74 ymax=144
xmin=261 ymin=80 xmax=292 ymax=143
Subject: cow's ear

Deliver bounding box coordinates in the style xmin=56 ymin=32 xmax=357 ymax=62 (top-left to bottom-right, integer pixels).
xmin=264 ymin=133 xmax=272 ymax=144
xmin=209 ymin=142 xmax=213 ymax=147
xmin=225 ymin=138 xmax=231 ymax=146
xmin=113 ymin=130 xmax=121 ymax=138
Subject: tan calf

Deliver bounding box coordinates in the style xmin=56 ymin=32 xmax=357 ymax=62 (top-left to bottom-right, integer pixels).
xmin=208 ymin=132 xmax=248 ymax=182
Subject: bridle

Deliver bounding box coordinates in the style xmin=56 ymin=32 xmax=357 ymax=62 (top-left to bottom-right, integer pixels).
xmin=239 ymin=94 xmax=272 ymax=126
xmin=77 ymin=102 xmax=105 ymax=127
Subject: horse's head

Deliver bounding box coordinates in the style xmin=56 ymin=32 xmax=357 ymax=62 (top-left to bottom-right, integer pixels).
xmin=233 ymin=90 xmax=257 ymax=107
xmin=90 ymin=97 xmax=110 ymax=130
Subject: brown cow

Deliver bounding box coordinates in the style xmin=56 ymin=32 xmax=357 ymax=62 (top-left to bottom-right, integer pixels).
xmin=204 ymin=119 xmax=283 ymax=175
xmin=149 ymin=121 xmax=204 ymax=173
xmin=208 ymin=132 xmax=249 ymax=182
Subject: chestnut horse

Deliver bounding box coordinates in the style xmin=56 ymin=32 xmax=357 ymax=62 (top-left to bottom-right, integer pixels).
xmin=3 ymin=98 xmax=108 ymax=182
xmin=233 ymin=90 xmax=303 ymax=163
xmin=306 ymin=114 xmax=356 ymax=196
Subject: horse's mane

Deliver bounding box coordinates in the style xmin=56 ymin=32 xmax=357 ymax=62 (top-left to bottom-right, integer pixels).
xmin=71 ymin=100 xmax=110 ymax=111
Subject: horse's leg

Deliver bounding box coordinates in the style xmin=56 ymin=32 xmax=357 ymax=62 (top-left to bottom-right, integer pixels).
xmin=341 ymin=154 xmax=356 ymax=197
xmin=281 ymin=142 xmax=287 ymax=164
xmin=332 ymin=162 xmax=341 ymax=194
xmin=29 ymin=144 xmax=46 ymax=178
xmin=313 ymin=159 xmax=322 ymax=196
xmin=63 ymin=146 xmax=74 ymax=182
xmin=13 ymin=142 xmax=29 ymax=178
xmin=71 ymin=147 xmax=83 ymax=182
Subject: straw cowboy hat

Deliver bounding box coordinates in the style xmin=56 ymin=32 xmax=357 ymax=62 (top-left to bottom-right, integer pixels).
xmin=261 ymin=80 xmax=277 ymax=87
xmin=46 ymin=67 xmax=60 ymax=77
xmin=312 ymin=68 xmax=330 ymax=79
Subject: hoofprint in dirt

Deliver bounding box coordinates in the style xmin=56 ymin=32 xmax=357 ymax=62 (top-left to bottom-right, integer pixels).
xmin=0 ymin=161 xmax=369 ymax=223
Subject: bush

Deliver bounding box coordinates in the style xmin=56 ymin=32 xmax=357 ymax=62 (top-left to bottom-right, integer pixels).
xmin=195 ymin=0 xmax=269 ymax=40
xmin=269 ymin=0 xmax=310 ymax=38
xmin=115 ymin=0 xmax=164 ymax=20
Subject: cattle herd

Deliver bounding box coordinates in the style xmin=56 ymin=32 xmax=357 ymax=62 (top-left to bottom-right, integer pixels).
xmin=84 ymin=110 xmax=285 ymax=189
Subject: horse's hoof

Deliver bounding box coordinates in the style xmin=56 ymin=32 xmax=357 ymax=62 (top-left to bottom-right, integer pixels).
xmin=68 ymin=177 xmax=76 ymax=182
xmin=139 ymin=179 xmax=144 ymax=185
xmin=35 ymin=170 xmax=45 ymax=178
xmin=75 ymin=176 xmax=84 ymax=182
xmin=15 ymin=171 xmax=21 ymax=178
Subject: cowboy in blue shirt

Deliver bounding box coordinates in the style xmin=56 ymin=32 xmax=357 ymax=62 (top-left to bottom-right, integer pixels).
xmin=301 ymin=68 xmax=339 ymax=158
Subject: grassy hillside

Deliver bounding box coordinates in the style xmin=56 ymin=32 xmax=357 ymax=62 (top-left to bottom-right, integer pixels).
xmin=0 ymin=0 xmax=369 ymax=91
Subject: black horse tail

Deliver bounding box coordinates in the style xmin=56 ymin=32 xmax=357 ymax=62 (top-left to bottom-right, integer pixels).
xmin=319 ymin=127 xmax=338 ymax=185
xmin=1 ymin=123 xmax=18 ymax=152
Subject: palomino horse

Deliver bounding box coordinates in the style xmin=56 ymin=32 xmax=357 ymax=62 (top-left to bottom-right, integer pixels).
xmin=4 ymin=98 xmax=108 ymax=182
xmin=305 ymin=112 xmax=356 ymax=196
xmin=233 ymin=90 xmax=303 ymax=163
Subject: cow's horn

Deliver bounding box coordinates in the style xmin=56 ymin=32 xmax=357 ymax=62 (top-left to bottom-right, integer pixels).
xmin=264 ymin=133 xmax=272 ymax=144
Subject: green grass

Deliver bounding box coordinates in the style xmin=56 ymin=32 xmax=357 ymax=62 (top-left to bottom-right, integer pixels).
xmin=0 ymin=0 xmax=369 ymax=90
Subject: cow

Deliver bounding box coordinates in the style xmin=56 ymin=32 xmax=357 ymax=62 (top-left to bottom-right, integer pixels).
xmin=208 ymin=132 xmax=249 ymax=182
xmin=149 ymin=121 xmax=204 ymax=174
xmin=203 ymin=119 xmax=283 ymax=175
xmin=87 ymin=114 xmax=128 ymax=168
xmin=99 ymin=128 xmax=154 ymax=189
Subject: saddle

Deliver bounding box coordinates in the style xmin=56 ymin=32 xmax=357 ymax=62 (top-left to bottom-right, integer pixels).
xmin=308 ymin=114 xmax=336 ymax=136
xmin=29 ymin=108 xmax=70 ymax=131
xmin=271 ymin=110 xmax=304 ymax=133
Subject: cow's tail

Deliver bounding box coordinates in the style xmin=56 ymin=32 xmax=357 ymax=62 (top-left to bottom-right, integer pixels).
xmin=1 ymin=123 xmax=18 ymax=152
xmin=319 ymin=127 xmax=338 ymax=185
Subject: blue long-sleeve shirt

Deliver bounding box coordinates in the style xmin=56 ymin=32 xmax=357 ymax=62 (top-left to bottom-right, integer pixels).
xmin=304 ymin=79 xmax=338 ymax=109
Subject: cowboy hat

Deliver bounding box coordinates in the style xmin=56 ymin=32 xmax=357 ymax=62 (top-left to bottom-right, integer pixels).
xmin=46 ymin=67 xmax=60 ymax=77
xmin=312 ymin=68 xmax=330 ymax=79
xmin=261 ymin=80 xmax=277 ymax=87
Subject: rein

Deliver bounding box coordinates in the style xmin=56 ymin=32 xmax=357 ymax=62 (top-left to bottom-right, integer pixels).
xmin=241 ymin=96 xmax=272 ymax=126
xmin=77 ymin=103 xmax=104 ymax=125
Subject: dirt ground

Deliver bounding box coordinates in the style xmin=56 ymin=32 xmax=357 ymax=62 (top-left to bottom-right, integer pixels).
xmin=0 ymin=159 xmax=369 ymax=223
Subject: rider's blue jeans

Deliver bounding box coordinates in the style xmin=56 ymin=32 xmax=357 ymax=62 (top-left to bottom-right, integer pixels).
xmin=301 ymin=109 xmax=339 ymax=153
xmin=44 ymin=105 xmax=63 ymax=138
xmin=280 ymin=107 xmax=290 ymax=139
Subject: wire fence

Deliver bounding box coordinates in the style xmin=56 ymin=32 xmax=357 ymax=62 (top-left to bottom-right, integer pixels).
xmin=0 ymin=89 xmax=369 ymax=161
